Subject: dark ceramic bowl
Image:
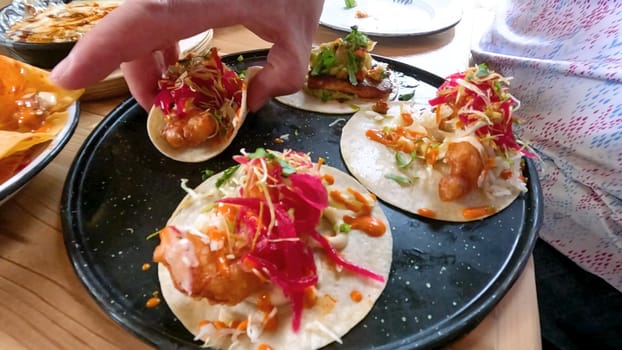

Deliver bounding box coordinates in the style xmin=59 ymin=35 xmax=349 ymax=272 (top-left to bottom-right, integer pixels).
xmin=0 ymin=0 xmax=76 ymax=68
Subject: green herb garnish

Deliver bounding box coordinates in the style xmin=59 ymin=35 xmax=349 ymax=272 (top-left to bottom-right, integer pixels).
xmin=344 ymin=0 xmax=357 ymax=9
xmin=384 ymin=173 xmax=412 ymax=185
xmin=475 ymin=63 xmax=490 ymax=78
xmin=310 ymin=49 xmax=336 ymax=76
xmin=237 ymin=55 xmax=244 ymax=62
xmin=201 ymin=169 xmax=215 ymax=181
xmin=216 ymin=164 xmax=240 ymax=188
xmin=398 ymin=92 xmax=415 ymax=101
xmin=278 ymin=159 xmax=296 ymax=176
xmin=146 ymin=230 xmax=160 ymax=240
xmin=339 ymin=223 xmax=352 ymax=233
xmin=395 ymin=150 xmax=417 ymax=168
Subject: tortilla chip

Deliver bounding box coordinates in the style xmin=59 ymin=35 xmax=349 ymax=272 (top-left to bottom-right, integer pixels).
xmin=0 ymin=55 xmax=83 ymax=183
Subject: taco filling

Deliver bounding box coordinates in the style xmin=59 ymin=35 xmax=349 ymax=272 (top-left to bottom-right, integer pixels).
xmin=275 ymin=26 xmax=394 ymax=114
xmin=341 ymin=64 xmax=529 ymax=222
xmin=153 ymin=149 xmax=392 ymax=349
xmin=148 ymin=48 xmax=258 ymax=163
xmin=154 ymin=47 xmax=244 ymax=149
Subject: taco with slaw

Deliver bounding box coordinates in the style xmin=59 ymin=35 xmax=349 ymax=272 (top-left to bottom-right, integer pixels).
xmin=152 ymin=148 xmax=392 ymax=349
xmin=276 ymin=26 xmax=393 ymax=114
xmin=148 ymin=48 xmax=259 ymax=162
xmin=0 ymin=54 xmax=83 ymax=184
xmin=341 ymin=64 xmax=529 ymax=222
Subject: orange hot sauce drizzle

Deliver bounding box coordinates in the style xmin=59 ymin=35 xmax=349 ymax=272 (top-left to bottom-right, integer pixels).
xmin=462 ymin=205 xmax=496 ymax=220
xmin=329 ymin=188 xmax=386 ymax=237
xmin=350 ymin=289 xmax=363 ymax=303
xmin=417 ymin=208 xmax=437 ymax=218
xmin=146 ymin=296 xmax=161 ymax=308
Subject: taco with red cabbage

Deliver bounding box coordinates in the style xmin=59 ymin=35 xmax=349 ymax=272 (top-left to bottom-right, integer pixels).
xmin=148 ymin=48 xmax=259 ymax=162
xmin=153 ymin=148 xmax=392 ymax=349
xmin=276 ymin=26 xmax=393 ymax=114
xmin=341 ymin=64 xmax=529 ymax=222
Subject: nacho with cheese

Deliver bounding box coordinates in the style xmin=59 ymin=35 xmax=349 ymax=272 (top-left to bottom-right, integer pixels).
xmin=0 ymin=55 xmax=83 ymax=184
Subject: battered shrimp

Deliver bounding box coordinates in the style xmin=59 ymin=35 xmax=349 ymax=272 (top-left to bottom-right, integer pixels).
xmin=153 ymin=226 xmax=266 ymax=305
xmin=438 ymin=142 xmax=483 ymax=201
xmin=161 ymin=110 xmax=218 ymax=148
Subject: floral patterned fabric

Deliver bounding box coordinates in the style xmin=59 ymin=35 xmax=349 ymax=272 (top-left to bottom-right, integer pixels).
xmin=471 ymin=0 xmax=622 ymax=291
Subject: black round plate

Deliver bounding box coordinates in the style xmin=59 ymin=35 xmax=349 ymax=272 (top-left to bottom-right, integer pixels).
xmin=61 ymin=50 xmax=542 ymax=350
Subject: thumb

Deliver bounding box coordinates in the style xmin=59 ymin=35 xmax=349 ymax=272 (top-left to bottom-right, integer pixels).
xmin=246 ymin=45 xmax=308 ymax=112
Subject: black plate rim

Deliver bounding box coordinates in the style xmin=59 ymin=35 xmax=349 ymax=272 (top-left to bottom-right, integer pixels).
xmin=61 ymin=51 xmax=542 ymax=349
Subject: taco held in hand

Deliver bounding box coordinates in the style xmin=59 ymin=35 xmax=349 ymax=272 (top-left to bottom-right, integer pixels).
xmin=152 ymin=149 xmax=392 ymax=349
xmin=148 ymin=48 xmax=258 ymax=162
xmin=341 ymin=64 xmax=529 ymax=222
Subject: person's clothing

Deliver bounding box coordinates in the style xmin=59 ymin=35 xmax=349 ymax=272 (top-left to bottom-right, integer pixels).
xmin=534 ymin=239 xmax=622 ymax=350
xmin=472 ymin=0 xmax=622 ymax=292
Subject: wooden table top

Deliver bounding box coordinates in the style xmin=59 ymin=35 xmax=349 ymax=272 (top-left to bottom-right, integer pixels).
xmin=0 ymin=3 xmax=541 ymax=350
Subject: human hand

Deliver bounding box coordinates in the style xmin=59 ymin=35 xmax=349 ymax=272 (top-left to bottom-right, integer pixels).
xmin=50 ymin=0 xmax=324 ymax=112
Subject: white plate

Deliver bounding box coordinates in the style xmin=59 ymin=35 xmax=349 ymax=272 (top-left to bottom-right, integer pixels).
xmin=319 ymin=0 xmax=463 ymax=37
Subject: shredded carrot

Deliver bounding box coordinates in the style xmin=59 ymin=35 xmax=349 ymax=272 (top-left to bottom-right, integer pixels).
xmin=401 ymin=112 xmax=413 ymax=126
xmin=316 ymin=157 xmax=325 ymax=170
xmin=236 ymin=319 xmax=249 ymax=331
xmin=426 ymin=148 xmax=439 ymax=165
xmin=213 ymin=321 xmax=227 ymax=330
xmin=500 ymin=169 xmax=513 ymax=179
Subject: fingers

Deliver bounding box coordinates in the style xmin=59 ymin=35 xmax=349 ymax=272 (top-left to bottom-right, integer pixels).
xmin=247 ymin=42 xmax=308 ymax=112
xmin=122 ymin=46 xmax=179 ymax=111
xmin=50 ymin=0 xmax=242 ymax=89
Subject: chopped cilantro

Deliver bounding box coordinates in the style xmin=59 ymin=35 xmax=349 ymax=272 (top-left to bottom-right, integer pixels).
xmin=278 ymin=159 xmax=296 ymax=176
xmin=201 ymin=168 xmax=215 ymax=180
xmin=216 ymin=164 xmax=240 ymax=188
xmin=384 ymin=173 xmax=412 ymax=185
xmin=248 ymin=147 xmax=275 ymax=160
xmin=344 ymin=0 xmax=357 ymax=9
xmin=346 ymin=50 xmax=359 ymax=85
xmin=339 ymin=223 xmax=352 ymax=233
xmin=398 ymin=92 xmax=415 ymax=101
xmin=310 ymin=49 xmax=336 ymax=76
xmin=475 ymin=63 xmax=490 ymax=78
xmin=344 ymin=26 xmax=369 ymax=49
xmin=395 ymin=150 xmax=416 ymax=168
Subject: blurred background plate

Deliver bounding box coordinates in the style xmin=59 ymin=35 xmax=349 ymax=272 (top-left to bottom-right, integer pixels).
xmin=320 ymin=0 xmax=463 ymax=37
xmin=61 ymin=50 xmax=542 ymax=350
xmin=0 ymin=101 xmax=79 ymax=206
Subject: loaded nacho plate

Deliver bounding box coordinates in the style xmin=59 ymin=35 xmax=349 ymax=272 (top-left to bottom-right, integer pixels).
xmin=61 ymin=50 xmax=542 ymax=349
